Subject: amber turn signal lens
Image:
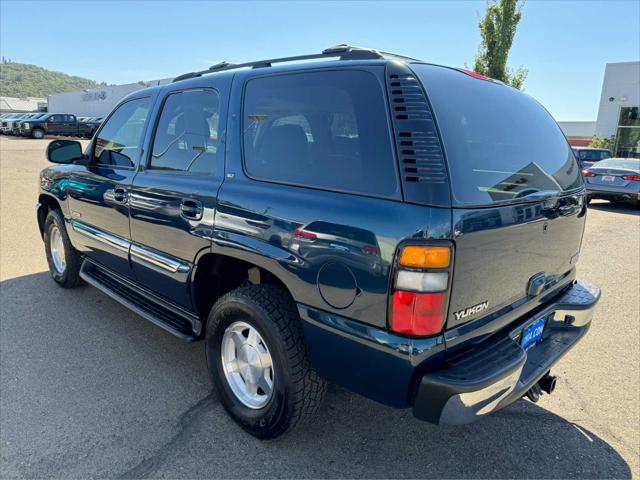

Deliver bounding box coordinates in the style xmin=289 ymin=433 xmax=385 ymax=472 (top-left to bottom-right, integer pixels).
xmin=399 ymin=246 xmax=451 ymax=269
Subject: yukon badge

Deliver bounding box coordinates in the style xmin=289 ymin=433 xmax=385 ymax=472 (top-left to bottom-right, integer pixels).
xmin=454 ymin=301 xmax=489 ymax=321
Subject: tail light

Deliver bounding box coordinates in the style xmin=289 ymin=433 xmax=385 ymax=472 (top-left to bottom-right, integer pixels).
xmin=389 ymin=244 xmax=452 ymax=336
xmin=582 ymin=170 xmax=596 ymax=177
xmin=293 ymin=228 xmax=317 ymax=240
xmin=362 ymin=245 xmax=380 ymax=255
xmin=392 ymin=292 xmax=447 ymax=336
xmin=622 ymin=174 xmax=640 ymax=181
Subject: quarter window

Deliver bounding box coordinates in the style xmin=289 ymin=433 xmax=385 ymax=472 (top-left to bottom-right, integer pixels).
xmin=93 ymin=97 xmax=151 ymax=168
xmin=150 ymin=89 xmax=220 ymax=174
xmin=242 ymin=70 xmax=398 ymax=197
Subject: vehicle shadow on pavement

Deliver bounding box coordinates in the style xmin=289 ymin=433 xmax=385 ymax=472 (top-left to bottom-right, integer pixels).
xmin=0 ymin=272 xmax=632 ymax=480
xmin=588 ymin=201 xmax=639 ymax=216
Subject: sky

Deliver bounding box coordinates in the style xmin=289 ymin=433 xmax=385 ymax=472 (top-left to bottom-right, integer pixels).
xmin=1 ymin=0 xmax=639 ymax=121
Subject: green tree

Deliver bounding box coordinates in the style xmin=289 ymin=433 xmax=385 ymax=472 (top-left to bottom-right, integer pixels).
xmin=0 ymin=62 xmax=105 ymax=97
xmin=473 ymin=0 xmax=528 ymax=89
xmin=588 ymin=135 xmax=616 ymax=151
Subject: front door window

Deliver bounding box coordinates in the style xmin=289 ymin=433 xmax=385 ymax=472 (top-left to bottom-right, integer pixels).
xmin=92 ymin=97 xmax=152 ymax=168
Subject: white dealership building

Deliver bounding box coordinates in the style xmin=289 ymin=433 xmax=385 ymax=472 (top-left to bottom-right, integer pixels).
xmin=593 ymin=61 xmax=639 ymax=156
xmin=558 ymin=61 xmax=639 ymax=155
xmin=47 ymin=79 xmax=170 ymax=118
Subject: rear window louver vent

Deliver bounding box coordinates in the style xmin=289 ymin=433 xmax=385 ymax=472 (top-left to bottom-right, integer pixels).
xmin=386 ymin=63 xmax=451 ymax=206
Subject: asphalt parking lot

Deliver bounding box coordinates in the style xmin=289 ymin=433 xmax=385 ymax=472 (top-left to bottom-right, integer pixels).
xmin=0 ymin=136 xmax=638 ymax=479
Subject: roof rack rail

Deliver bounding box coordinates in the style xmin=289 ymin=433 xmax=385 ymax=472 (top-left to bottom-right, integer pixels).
xmin=171 ymin=44 xmax=419 ymax=83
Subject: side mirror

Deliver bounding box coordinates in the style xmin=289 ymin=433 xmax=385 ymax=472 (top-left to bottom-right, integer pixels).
xmin=46 ymin=139 xmax=83 ymax=164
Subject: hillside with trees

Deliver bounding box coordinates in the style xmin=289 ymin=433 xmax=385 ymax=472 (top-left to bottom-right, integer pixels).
xmin=0 ymin=59 xmax=106 ymax=97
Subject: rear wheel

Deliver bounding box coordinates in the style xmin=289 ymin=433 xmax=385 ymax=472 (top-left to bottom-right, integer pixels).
xmin=205 ymin=284 xmax=326 ymax=439
xmin=44 ymin=209 xmax=83 ymax=288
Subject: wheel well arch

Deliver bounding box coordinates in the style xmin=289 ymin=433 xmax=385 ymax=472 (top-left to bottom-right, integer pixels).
xmin=37 ymin=194 xmax=61 ymax=238
xmin=192 ymin=252 xmax=293 ymax=322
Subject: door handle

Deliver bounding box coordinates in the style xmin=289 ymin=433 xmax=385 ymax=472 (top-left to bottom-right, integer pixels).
xmin=113 ymin=187 xmax=128 ymax=203
xmin=180 ymin=199 xmax=203 ymax=220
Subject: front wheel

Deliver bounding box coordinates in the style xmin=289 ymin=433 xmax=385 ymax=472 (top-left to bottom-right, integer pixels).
xmin=31 ymin=128 xmax=45 ymax=139
xmin=205 ymin=284 xmax=326 ymax=439
xmin=44 ymin=209 xmax=83 ymax=288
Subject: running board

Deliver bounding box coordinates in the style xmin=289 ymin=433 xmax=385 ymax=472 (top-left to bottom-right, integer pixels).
xmin=80 ymin=259 xmax=201 ymax=341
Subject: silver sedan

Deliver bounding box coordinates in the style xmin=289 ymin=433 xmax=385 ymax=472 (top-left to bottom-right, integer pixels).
xmin=584 ymin=158 xmax=640 ymax=205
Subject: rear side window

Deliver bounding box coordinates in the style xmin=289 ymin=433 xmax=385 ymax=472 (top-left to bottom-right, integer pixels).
xmin=412 ymin=64 xmax=583 ymax=205
xmin=242 ymin=70 xmax=399 ymax=198
xmin=150 ymin=89 xmax=220 ymax=174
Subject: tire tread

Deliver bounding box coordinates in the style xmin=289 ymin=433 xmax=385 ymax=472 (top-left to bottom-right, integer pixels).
xmin=208 ymin=284 xmax=326 ymax=437
xmin=44 ymin=209 xmax=83 ymax=288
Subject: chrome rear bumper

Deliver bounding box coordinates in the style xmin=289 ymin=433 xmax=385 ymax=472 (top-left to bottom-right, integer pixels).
xmin=413 ymin=281 xmax=600 ymax=424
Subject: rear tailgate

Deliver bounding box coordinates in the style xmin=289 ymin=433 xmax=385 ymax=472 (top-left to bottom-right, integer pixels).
xmin=449 ymin=198 xmax=584 ymax=328
xmin=411 ymin=64 xmax=586 ymax=330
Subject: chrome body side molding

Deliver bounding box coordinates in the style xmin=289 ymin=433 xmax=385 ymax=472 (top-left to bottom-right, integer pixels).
xmin=70 ymin=219 xmax=130 ymax=253
xmin=130 ymin=243 xmax=191 ymax=274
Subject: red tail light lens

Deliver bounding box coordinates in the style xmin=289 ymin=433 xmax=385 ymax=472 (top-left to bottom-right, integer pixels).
xmin=391 ymin=291 xmax=447 ymax=336
xmin=362 ymin=245 xmax=381 ymax=255
xmin=622 ymin=175 xmax=640 ymax=181
xmin=293 ymin=228 xmax=317 ymax=240
xmin=582 ymin=170 xmax=596 ymax=177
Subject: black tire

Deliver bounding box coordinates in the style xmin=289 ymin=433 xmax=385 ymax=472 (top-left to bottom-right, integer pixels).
xmin=205 ymin=284 xmax=326 ymax=439
xmin=43 ymin=209 xmax=83 ymax=288
xmin=31 ymin=128 xmax=45 ymax=139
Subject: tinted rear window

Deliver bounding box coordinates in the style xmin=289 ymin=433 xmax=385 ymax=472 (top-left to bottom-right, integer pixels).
xmin=242 ymin=70 xmax=399 ymax=198
xmin=412 ymin=64 xmax=582 ymax=205
xmin=574 ymin=149 xmax=613 ymax=161
xmin=591 ymin=158 xmax=639 ymax=171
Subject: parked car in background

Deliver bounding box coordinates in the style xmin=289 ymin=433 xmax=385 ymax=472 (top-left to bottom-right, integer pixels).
xmin=572 ymin=147 xmax=613 ymax=170
xmin=0 ymin=113 xmax=31 ymax=134
xmin=18 ymin=113 xmax=96 ymax=139
xmin=36 ymin=45 xmax=600 ymax=439
xmin=11 ymin=113 xmax=47 ymax=135
xmin=77 ymin=116 xmax=103 ymax=137
xmin=584 ymin=158 xmax=640 ymax=204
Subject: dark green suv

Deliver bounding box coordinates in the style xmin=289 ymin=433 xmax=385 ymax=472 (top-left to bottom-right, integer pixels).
xmin=37 ymin=45 xmax=600 ymax=438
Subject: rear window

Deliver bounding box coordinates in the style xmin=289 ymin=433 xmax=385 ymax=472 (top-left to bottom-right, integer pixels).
xmin=591 ymin=158 xmax=639 ymax=171
xmin=242 ymin=70 xmax=399 ymax=198
xmin=574 ymin=149 xmax=613 ymax=161
xmin=412 ymin=64 xmax=583 ymax=205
